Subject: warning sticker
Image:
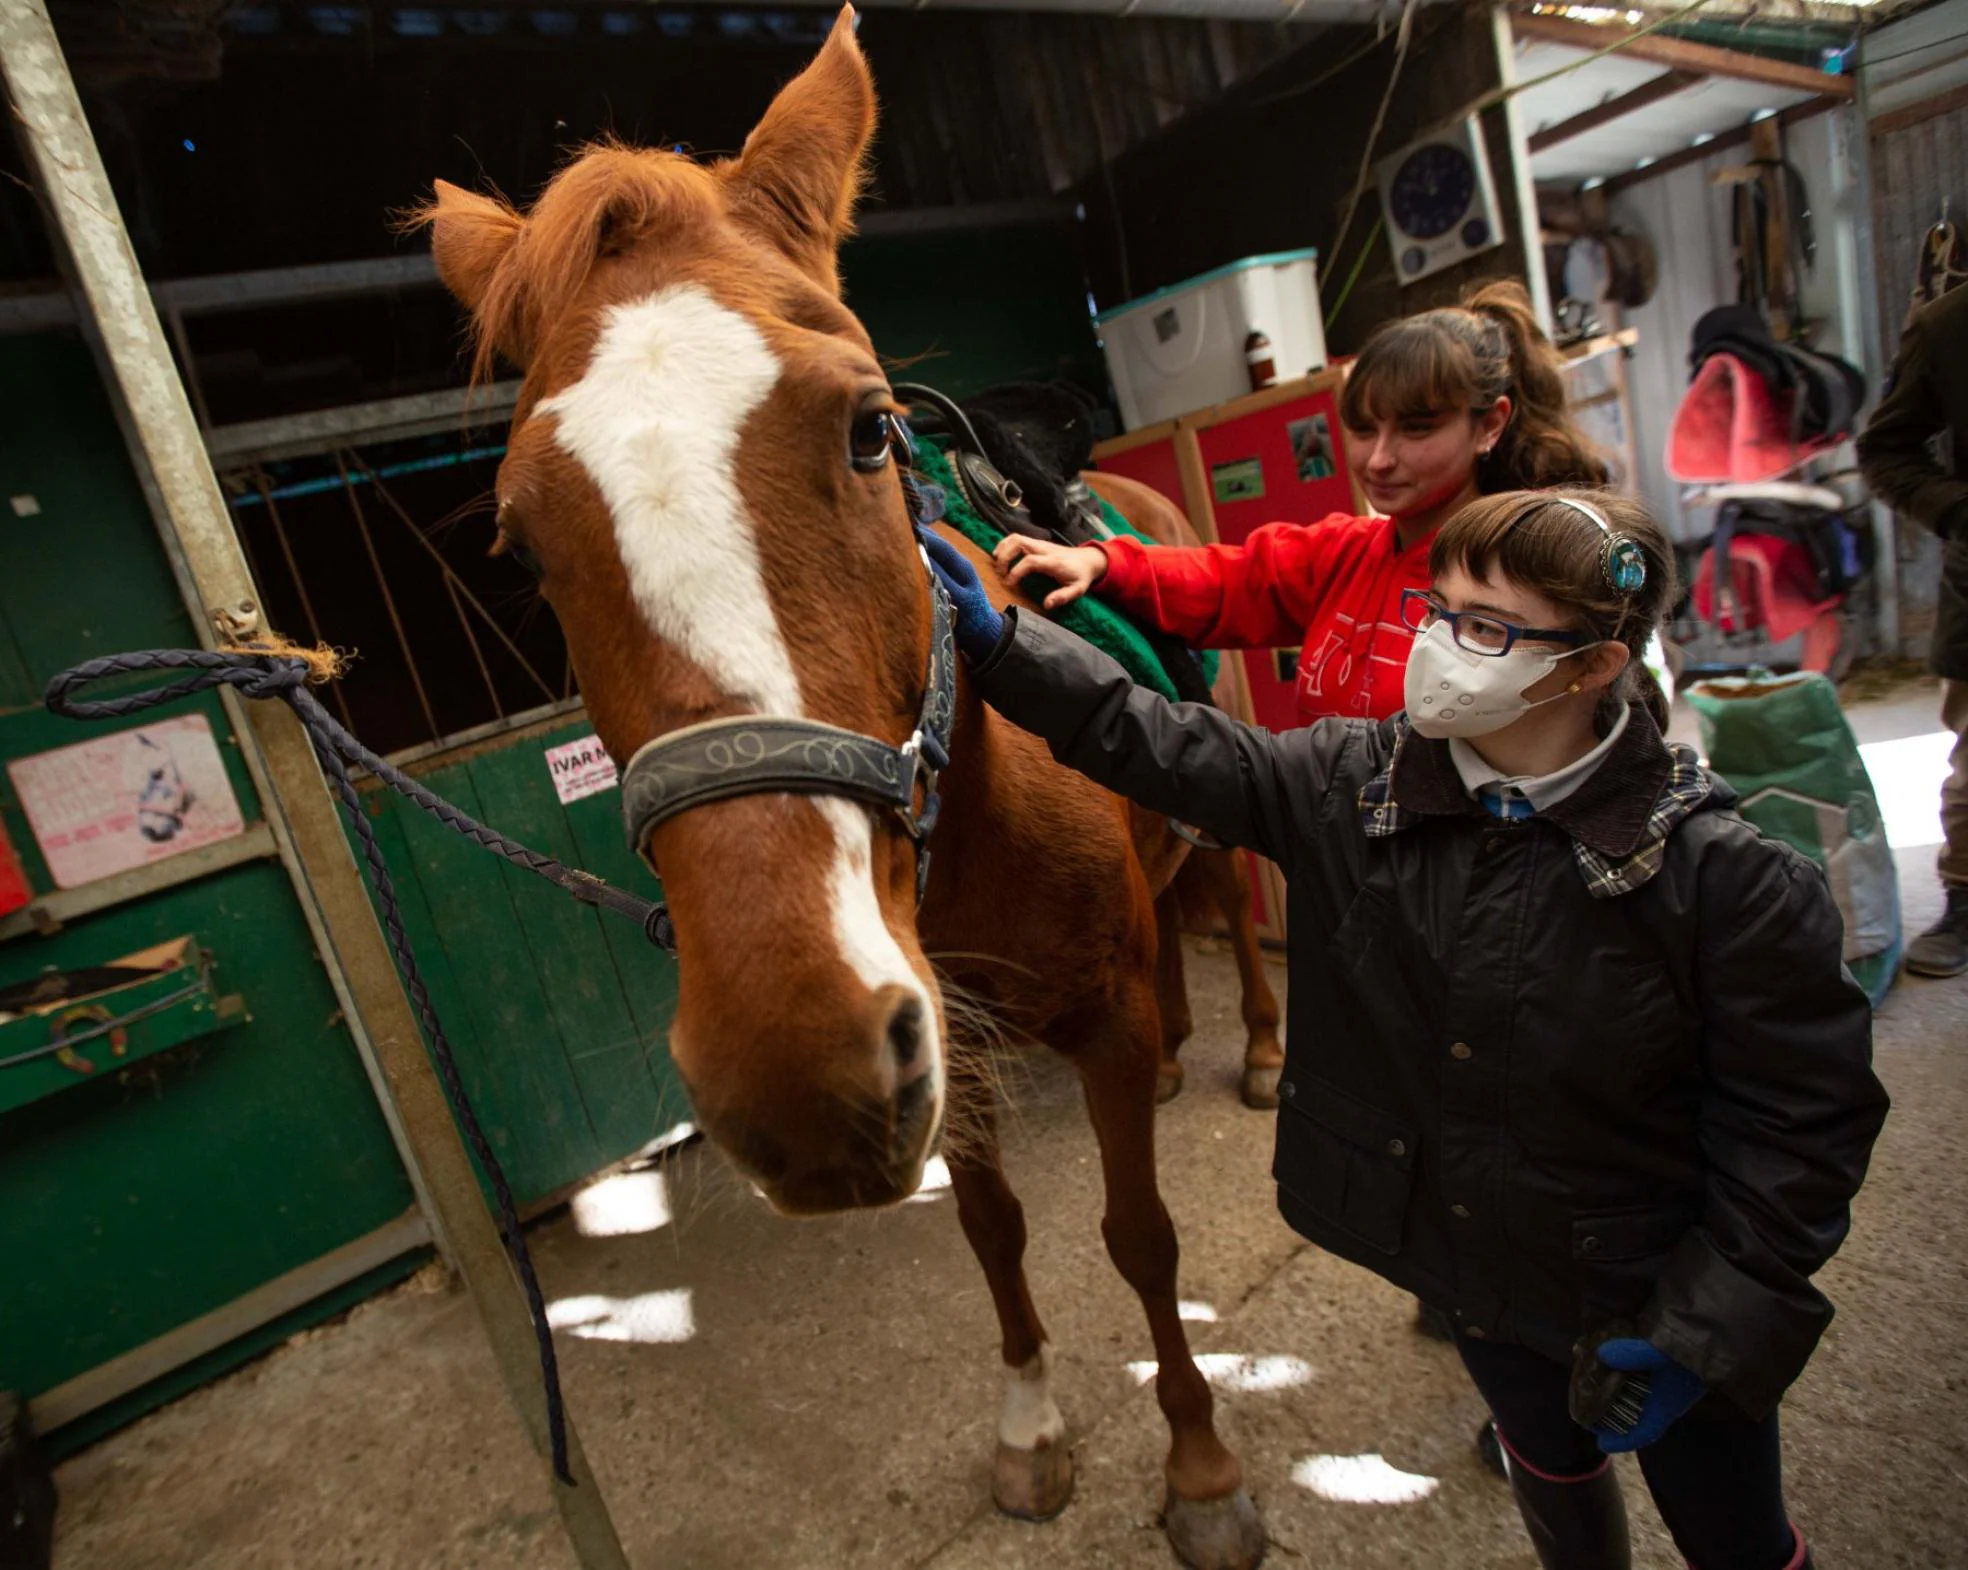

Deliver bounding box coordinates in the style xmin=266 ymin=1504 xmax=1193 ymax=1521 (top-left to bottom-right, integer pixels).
xmin=8 ymin=715 xmax=246 ymax=890
xmin=545 ymin=734 xmax=619 ymax=805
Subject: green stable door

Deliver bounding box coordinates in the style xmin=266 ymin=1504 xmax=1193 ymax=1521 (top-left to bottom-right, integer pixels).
xmin=0 ymin=334 xmax=684 ymax=1454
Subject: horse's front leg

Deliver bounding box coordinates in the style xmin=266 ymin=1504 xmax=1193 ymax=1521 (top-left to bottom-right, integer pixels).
xmin=944 ymin=1064 xmax=1076 ymax=1521
xmin=1071 ymin=977 xmax=1268 ymax=1570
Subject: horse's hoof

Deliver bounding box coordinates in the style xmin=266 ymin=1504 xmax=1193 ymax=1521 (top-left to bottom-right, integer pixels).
xmin=1239 ymin=1064 xmax=1281 ymax=1110
xmin=1164 ymin=1487 xmax=1266 ymax=1570
xmin=993 ymin=1439 xmax=1075 ymax=1522
xmin=1156 ymin=1061 xmax=1186 ymax=1104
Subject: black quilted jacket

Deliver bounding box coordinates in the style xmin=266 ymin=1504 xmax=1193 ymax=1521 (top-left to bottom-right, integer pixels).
xmin=973 ymin=611 xmax=1887 ymax=1418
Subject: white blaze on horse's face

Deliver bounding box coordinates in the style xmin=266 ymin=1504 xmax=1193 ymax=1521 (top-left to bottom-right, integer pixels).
xmin=540 ymin=283 xmax=940 ymax=1117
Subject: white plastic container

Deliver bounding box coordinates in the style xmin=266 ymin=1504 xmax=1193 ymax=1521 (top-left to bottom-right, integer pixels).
xmin=1095 ymin=249 xmax=1326 ymax=431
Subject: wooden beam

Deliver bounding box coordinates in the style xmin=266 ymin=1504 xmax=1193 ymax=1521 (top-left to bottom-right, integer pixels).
xmin=1512 ymin=13 xmax=1854 ymax=102
xmin=1529 ymin=68 xmax=1704 ymax=153
xmin=1870 ymin=80 xmax=1968 ymax=139
xmin=1602 ymin=94 xmax=1841 ymax=195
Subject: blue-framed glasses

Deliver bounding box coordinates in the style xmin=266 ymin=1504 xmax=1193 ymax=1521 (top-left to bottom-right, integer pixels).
xmin=1399 ymin=588 xmax=1586 ymax=658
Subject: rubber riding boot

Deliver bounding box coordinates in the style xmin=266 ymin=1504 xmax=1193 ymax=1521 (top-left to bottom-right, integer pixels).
xmin=1906 ymin=886 xmax=1968 ymax=978
xmin=1501 ymin=1445 xmax=1631 ymax=1570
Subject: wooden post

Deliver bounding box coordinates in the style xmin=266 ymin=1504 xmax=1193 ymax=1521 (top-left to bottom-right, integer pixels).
xmin=0 ymin=10 xmax=629 ymax=1566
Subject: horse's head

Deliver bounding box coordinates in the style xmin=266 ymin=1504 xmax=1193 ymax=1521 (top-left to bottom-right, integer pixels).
xmin=423 ymin=9 xmax=946 ymax=1215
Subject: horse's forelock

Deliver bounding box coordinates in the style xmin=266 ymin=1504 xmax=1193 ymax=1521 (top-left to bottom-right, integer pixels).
xmin=458 ymin=145 xmax=715 ymax=384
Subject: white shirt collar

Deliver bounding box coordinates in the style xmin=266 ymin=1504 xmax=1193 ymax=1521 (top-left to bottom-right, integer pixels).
xmin=1448 ymin=704 xmax=1631 ymax=813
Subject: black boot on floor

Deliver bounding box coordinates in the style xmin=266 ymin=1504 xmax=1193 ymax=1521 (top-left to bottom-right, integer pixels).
xmin=0 ymin=1392 xmax=56 ymax=1570
xmin=1502 ymin=1447 xmax=1631 ymax=1570
xmin=1906 ymin=886 xmax=1968 ymax=978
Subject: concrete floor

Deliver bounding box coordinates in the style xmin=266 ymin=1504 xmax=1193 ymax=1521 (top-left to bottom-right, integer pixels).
xmin=48 ymin=683 xmax=1968 ymax=1570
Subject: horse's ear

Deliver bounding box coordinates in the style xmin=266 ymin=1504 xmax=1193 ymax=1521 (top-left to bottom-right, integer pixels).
xmin=728 ymin=6 xmax=875 ymax=293
xmin=427 ymin=179 xmax=525 ymax=317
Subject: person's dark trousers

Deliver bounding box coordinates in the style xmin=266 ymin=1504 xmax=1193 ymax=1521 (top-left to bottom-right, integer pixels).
xmin=1457 ymin=1336 xmax=1809 ymax=1570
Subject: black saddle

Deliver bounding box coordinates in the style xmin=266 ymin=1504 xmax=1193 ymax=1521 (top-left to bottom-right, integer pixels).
xmin=896 ymin=380 xmax=1214 ymax=707
xmin=1689 ymin=305 xmax=1865 ymax=449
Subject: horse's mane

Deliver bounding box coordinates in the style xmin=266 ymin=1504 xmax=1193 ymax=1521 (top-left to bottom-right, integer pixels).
xmin=408 ymin=143 xmax=716 ymax=385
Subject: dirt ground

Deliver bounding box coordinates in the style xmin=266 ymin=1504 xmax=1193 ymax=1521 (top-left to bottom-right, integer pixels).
xmin=45 ymin=688 xmax=1968 ymax=1570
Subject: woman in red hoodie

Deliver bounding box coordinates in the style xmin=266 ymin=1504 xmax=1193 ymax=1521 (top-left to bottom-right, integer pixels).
xmin=996 ymin=281 xmax=1608 ymax=721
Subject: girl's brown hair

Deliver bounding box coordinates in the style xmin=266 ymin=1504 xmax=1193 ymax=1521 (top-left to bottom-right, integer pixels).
xmin=1339 ymin=280 xmax=1609 ymax=492
xmin=1429 ymin=489 xmax=1678 ymax=731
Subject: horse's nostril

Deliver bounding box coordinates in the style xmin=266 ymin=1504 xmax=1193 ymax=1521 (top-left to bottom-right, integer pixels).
xmin=886 ymin=995 xmax=926 ymax=1067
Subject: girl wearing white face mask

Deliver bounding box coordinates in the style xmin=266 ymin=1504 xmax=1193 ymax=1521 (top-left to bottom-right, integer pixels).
xmin=922 ymin=488 xmax=1884 ymax=1570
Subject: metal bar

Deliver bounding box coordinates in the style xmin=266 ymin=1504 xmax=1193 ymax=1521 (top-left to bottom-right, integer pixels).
xmin=335 ymin=452 xmax=444 ymax=742
xmin=2 ymin=200 xmax=1083 ymax=340
xmin=0 ymin=15 xmax=629 ymax=1563
xmin=256 ymin=475 xmax=357 ymax=730
xmin=206 ymin=383 xmax=522 ymax=465
xmin=1527 ymin=68 xmax=1703 ymax=154
xmin=0 ymin=823 xmax=278 ymax=943
xmin=344 ymin=451 xmax=559 ymax=705
xmin=1510 ymin=13 xmax=1856 ymax=102
xmin=27 ymin=1211 xmax=431 ymax=1434
xmin=446 ymin=573 xmax=505 ymax=718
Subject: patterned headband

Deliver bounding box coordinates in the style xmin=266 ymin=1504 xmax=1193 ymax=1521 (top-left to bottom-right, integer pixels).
xmin=1538 ymin=495 xmax=1649 ymax=596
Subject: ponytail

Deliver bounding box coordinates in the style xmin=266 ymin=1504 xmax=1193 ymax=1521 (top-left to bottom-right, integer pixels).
xmin=1464 ymin=281 xmax=1609 ymax=491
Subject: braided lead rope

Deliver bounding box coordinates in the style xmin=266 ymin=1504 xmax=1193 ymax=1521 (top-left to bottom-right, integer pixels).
xmin=44 ymin=648 xmax=677 ymax=1486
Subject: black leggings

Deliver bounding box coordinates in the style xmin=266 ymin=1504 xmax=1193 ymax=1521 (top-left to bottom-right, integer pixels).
xmin=1458 ymin=1336 xmax=1805 ymax=1570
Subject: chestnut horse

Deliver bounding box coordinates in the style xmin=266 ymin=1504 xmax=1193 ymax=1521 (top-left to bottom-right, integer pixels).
xmin=1085 ymin=469 xmax=1285 ymax=1110
xmin=419 ymin=13 xmax=1265 ymax=1567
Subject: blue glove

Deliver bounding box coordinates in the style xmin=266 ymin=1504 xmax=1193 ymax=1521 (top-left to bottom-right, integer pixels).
xmin=1590 ymin=1338 xmax=1705 ymax=1453
xmin=917 ymin=527 xmax=1006 ymax=663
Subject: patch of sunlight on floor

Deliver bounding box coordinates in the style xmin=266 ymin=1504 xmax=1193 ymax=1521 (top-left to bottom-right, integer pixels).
xmin=571 ymin=1170 xmax=672 ymax=1238
xmin=1291 ymin=1453 xmax=1440 ymax=1505
xmin=547 ymin=1289 xmax=696 ymax=1345
xmin=906 ymin=1154 xmax=952 ymax=1203
xmin=1179 ymin=1300 xmax=1219 ymax=1323
xmin=1859 ymin=731 xmax=1951 ymax=851
xmin=1128 ymin=1353 xmax=1313 ymax=1392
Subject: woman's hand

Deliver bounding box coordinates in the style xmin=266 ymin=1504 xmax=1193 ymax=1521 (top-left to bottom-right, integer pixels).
xmin=992 ymin=536 xmax=1110 ymax=611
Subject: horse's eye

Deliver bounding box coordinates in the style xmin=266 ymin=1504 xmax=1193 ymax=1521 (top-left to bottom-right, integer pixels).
xmin=849 ymin=408 xmax=895 ymax=473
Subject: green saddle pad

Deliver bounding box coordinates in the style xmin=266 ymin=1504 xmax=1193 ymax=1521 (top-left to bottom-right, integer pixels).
xmin=911 ymin=439 xmax=1218 ymax=702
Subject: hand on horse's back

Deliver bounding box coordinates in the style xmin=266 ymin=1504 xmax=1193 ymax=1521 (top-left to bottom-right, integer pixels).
xmin=994 ymin=536 xmax=1108 ymax=611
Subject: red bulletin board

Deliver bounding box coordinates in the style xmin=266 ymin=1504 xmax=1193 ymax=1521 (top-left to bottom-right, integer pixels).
xmin=1096 ymin=431 xmax=1186 ymax=512
xmin=1195 ymin=387 xmax=1358 ymax=732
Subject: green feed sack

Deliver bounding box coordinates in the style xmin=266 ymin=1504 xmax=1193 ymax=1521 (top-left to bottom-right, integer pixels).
xmin=1686 ymin=671 xmax=1902 ymax=1005
xmin=912 ymin=440 xmax=1219 ymax=703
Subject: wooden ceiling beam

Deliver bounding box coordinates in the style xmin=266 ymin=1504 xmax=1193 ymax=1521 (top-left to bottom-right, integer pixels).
xmin=1511 ymin=12 xmax=1855 ymax=103
xmin=1600 ymin=93 xmax=1840 ymax=195
xmin=1528 ymin=67 xmax=1705 ymax=153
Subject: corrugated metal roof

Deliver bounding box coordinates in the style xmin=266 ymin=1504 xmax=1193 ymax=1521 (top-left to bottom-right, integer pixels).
xmin=1516 ymin=37 xmax=1818 ymax=184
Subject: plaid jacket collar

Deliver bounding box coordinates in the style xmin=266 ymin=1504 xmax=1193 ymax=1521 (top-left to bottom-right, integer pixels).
xmin=1357 ymin=707 xmax=1717 ymax=898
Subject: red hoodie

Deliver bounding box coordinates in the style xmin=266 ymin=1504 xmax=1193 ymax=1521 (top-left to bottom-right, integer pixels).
xmin=1096 ymin=514 xmax=1431 ymax=723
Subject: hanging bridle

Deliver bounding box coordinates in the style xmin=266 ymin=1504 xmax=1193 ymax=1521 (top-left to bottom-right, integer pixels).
xmin=616 ymin=432 xmax=958 ymax=902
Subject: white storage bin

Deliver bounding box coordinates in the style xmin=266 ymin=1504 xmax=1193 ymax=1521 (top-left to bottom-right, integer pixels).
xmin=1096 ymin=249 xmax=1326 ymax=431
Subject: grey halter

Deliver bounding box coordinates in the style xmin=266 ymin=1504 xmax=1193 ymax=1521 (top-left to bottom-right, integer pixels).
xmin=617 ymin=471 xmax=958 ymax=903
